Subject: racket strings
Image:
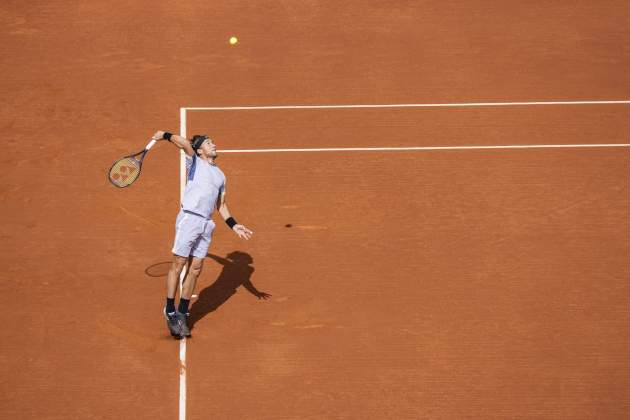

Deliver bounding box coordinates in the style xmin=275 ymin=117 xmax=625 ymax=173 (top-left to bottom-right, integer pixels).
xmin=109 ymin=157 xmax=141 ymax=187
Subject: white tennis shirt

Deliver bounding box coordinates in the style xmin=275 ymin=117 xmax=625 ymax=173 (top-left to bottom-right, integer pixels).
xmin=181 ymin=154 xmax=226 ymax=219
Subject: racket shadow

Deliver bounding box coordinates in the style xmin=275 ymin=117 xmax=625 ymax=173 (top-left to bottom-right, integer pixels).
xmin=188 ymin=251 xmax=271 ymax=329
xmin=144 ymin=261 xmax=172 ymax=277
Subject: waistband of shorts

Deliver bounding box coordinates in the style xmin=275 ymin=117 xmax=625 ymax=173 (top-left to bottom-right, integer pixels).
xmin=181 ymin=208 xmax=212 ymax=220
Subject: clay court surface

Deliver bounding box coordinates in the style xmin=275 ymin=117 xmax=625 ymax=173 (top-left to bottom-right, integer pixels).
xmin=2 ymin=1 xmax=630 ymax=419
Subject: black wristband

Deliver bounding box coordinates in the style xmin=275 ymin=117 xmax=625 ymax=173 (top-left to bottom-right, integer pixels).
xmin=225 ymin=217 xmax=238 ymax=229
xmin=163 ymin=132 xmax=173 ymax=141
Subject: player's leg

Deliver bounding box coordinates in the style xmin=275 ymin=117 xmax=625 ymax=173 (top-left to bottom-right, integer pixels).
xmin=170 ymin=210 xmax=202 ymax=303
xmin=166 ymin=210 xmax=201 ymax=337
xmin=166 ymin=255 xmax=188 ymax=300
xmin=176 ymin=256 xmax=204 ymax=338
xmin=182 ymin=218 xmax=215 ymax=302
xmin=177 ymin=219 xmax=215 ymax=336
xmin=163 ymin=255 xmax=187 ymax=337
xmin=181 ymin=256 xmax=205 ymax=300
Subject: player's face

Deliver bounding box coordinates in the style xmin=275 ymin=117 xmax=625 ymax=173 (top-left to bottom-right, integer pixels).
xmin=201 ymin=139 xmax=217 ymax=157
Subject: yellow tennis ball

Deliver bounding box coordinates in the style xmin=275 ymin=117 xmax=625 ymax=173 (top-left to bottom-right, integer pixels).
xmin=229 ymin=36 xmax=238 ymax=45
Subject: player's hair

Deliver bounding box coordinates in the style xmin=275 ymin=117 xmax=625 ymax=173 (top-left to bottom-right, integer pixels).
xmin=191 ymin=135 xmax=209 ymax=155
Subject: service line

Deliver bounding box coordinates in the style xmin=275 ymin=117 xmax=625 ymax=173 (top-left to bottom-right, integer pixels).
xmin=183 ymin=99 xmax=630 ymax=111
xmin=218 ymin=143 xmax=630 ymax=153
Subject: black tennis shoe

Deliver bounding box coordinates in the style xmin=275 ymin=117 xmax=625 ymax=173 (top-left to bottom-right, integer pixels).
xmin=177 ymin=312 xmax=191 ymax=338
xmin=164 ymin=307 xmax=181 ymax=337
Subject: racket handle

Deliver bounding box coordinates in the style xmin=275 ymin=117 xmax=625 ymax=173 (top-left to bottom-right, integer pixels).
xmin=146 ymin=139 xmax=158 ymax=150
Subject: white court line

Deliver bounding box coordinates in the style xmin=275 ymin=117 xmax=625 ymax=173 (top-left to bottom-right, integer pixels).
xmin=218 ymin=143 xmax=630 ymax=153
xmin=179 ymin=110 xmax=187 ymax=420
xmin=179 ymin=338 xmax=187 ymax=420
xmin=183 ymin=99 xmax=630 ymax=111
xmin=177 ymin=100 xmax=630 ymax=420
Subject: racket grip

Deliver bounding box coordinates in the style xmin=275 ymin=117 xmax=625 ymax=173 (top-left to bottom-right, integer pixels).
xmin=146 ymin=139 xmax=158 ymax=150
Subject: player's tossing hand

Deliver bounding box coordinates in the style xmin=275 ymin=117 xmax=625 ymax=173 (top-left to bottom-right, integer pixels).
xmin=233 ymin=224 xmax=253 ymax=240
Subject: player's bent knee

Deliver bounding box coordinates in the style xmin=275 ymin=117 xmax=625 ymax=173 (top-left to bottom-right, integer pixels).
xmin=171 ymin=255 xmax=188 ymax=271
xmin=189 ymin=264 xmax=203 ymax=276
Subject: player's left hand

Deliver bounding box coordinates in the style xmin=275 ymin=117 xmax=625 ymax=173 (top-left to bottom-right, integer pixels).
xmin=233 ymin=224 xmax=253 ymax=240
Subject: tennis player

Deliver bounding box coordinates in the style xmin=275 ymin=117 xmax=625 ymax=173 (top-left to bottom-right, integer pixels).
xmin=153 ymin=130 xmax=253 ymax=338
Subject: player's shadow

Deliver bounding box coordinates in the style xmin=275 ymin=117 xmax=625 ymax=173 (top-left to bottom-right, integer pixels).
xmin=188 ymin=251 xmax=271 ymax=329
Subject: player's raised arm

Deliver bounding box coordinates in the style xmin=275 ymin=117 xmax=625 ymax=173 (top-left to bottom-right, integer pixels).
xmin=153 ymin=130 xmax=194 ymax=157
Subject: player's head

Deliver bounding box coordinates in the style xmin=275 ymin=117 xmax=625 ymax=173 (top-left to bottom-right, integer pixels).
xmin=227 ymin=251 xmax=253 ymax=264
xmin=191 ymin=135 xmax=217 ymax=158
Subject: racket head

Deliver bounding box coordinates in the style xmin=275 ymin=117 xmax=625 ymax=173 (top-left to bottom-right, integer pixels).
xmin=108 ymin=153 xmax=144 ymax=188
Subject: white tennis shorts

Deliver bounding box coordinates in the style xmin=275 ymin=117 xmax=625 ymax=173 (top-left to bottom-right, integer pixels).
xmin=172 ymin=209 xmax=216 ymax=258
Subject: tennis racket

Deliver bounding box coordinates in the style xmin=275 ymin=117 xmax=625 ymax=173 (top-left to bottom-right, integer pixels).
xmin=108 ymin=139 xmax=158 ymax=188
